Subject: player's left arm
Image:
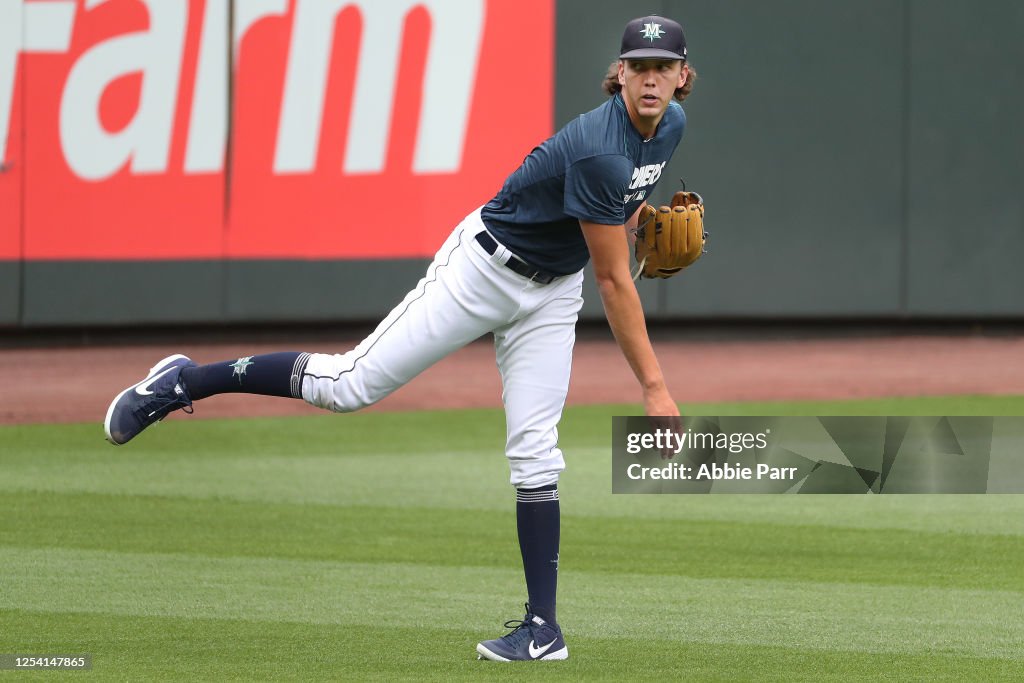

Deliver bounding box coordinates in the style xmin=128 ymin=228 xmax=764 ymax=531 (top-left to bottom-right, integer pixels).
xmin=580 ymin=219 xmax=679 ymax=421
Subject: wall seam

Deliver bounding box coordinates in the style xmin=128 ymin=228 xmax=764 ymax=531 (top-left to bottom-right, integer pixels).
xmin=17 ymin=10 xmax=27 ymax=327
xmin=222 ymin=0 xmax=236 ymax=324
xmin=899 ymin=0 xmax=912 ymax=317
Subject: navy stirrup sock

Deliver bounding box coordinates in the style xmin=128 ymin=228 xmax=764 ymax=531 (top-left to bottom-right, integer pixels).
xmin=179 ymin=352 xmax=311 ymax=400
xmin=516 ymin=483 xmax=560 ymax=625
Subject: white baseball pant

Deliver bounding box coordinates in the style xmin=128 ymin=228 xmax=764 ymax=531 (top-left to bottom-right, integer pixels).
xmin=301 ymin=209 xmax=585 ymax=488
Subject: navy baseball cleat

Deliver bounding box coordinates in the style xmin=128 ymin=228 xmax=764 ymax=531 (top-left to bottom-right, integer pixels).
xmin=476 ymin=605 xmax=568 ymax=661
xmin=104 ymin=354 xmax=196 ymax=445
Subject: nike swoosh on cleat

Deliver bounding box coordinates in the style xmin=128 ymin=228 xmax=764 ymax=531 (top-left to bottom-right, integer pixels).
xmin=135 ymin=366 xmax=179 ymax=396
xmin=528 ymin=639 xmax=556 ymax=659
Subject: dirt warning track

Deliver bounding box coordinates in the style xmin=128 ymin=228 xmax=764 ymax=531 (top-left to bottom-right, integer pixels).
xmin=2 ymin=332 xmax=1023 ymax=425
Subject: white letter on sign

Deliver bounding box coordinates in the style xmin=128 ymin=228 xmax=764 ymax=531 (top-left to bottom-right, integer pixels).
xmin=60 ymin=0 xmax=187 ymax=180
xmin=0 ymin=0 xmax=76 ymax=163
xmin=408 ymin=0 xmax=483 ymax=173
xmin=274 ymin=0 xmax=483 ymax=175
xmin=345 ymin=0 xmax=484 ymax=174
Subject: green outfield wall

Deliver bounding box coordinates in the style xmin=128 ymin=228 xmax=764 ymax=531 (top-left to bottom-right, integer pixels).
xmin=1 ymin=0 xmax=1021 ymax=327
xmin=560 ymin=0 xmax=1024 ymax=320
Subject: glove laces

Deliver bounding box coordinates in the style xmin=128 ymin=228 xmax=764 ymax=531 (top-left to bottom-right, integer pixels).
xmin=631 ymin=255 xmax=648 ymax=281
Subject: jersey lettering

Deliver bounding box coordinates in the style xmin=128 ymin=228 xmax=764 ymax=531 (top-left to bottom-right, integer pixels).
xmin=628 ymin=161 xmax=665 ymax=190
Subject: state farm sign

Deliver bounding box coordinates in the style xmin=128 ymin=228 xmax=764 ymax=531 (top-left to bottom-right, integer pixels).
xmin=0 ymin=0 xmax=553 ymax=259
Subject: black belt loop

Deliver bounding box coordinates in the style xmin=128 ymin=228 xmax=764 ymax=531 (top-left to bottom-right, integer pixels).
xmin=474 ymin=231 xmax=559 ymax=285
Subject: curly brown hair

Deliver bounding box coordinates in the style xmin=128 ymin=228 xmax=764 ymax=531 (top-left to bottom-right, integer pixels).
xmin=602 ymin=60 xmax=696 ymax=102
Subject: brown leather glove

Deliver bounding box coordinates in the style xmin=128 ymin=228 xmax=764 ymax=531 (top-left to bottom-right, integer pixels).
xmin=634 ymin=191 xmax=705 ymax=279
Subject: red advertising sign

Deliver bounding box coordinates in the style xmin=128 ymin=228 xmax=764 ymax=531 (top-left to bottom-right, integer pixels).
xmin=0 ymin=3 xmax=24 ymax=260
xmin=6 ymin=0 xmax=554 ymax=261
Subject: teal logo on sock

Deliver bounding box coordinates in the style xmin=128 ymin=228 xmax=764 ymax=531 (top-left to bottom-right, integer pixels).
xmin=229 ymin=356 xmax=254 ymax=384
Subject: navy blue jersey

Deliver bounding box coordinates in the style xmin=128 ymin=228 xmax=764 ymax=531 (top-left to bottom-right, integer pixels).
xmin=480 ymin=92 xmax=685 ymax=275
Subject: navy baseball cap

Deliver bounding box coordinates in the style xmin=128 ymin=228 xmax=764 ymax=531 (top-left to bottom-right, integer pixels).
xmin=619 ymin=15 xmax=687 ymax=60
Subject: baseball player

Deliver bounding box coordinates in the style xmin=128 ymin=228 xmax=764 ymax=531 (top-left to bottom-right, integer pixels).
xmin=105 ymin=15 xmax=698 ymax=662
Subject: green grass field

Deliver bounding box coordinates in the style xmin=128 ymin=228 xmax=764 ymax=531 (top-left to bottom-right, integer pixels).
xmin=2 ymin=396 xmax=1024 ymax=680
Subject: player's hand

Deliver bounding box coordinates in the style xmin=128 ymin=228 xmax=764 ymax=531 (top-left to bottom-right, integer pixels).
xmin=643 ymin=386 xmax=683 ymax=459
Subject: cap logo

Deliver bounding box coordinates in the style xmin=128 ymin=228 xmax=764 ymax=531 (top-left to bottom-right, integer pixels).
xmin=640 ymin=22 xmax=665 ymax=42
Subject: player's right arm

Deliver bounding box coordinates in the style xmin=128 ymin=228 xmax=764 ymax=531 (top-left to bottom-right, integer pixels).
xmin=580 ymin=219 xmax=680 ymax=421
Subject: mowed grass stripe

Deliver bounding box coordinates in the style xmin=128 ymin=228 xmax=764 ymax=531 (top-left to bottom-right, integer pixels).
xmin=4 ymin=610 xmax=1020 ymax=683
xmin=3 ymin=490 xmax=1024 ymax=591
xmin=3 ymin=546 xmax=1024 ymax=661
xmin=4 ymin=393 xmax=1024 ymax=459
xmin=4 ymin=446 xmax=1024 ymax=534
xmin=0 ymin=450 xmax=516 ymax=511
xmin=5 ymin=414 xmax=1024 ymax=538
